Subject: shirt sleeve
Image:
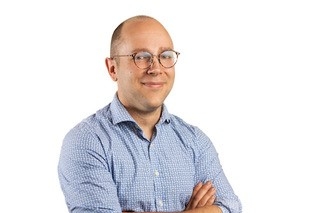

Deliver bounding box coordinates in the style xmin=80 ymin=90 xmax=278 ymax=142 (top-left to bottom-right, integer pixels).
xmin=193 ymin=127 xmax=242 ymax=213
xmin=58 ymin=123 xmax=122 ymax=213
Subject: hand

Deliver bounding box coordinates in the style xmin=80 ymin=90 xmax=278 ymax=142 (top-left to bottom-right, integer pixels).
xmin=185 ymin=181 xmax=216 ymax=210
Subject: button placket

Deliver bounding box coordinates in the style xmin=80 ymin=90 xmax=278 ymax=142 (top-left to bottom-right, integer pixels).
xmin=148 ymin=134 xmax=165 ymax=211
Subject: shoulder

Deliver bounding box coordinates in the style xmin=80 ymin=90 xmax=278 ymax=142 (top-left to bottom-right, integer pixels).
xmin=168 ymin=114 xmax=213 ymax=147
xmin=169 ymin=114 xmax=219 ymax=157
xmin=169 ymin=114 xmax=205 ymax=136
xmin=62 ymin=104 xmax=112 ymax=149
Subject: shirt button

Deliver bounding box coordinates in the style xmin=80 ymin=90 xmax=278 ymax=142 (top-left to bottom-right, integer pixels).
xmin=154 ymin=170 xmax=160 ymax=177
xmin=158 ymin=199 xmax=163 ymax=207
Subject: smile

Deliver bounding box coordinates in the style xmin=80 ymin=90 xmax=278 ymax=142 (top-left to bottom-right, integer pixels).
xmin=142 ymin=82 xmax=165 ymax=88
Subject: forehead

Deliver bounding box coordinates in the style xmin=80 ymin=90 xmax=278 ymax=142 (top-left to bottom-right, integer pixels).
xmin=120 ymin=19 xmax=174 ymax=51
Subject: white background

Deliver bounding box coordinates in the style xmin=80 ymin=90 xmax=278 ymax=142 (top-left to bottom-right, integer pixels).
xmin=1 ymin=0 xmax=319 ymax=212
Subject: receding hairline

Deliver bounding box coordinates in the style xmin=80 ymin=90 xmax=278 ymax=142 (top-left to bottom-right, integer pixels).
xmin=110 ymin=15 xmax=166 ymax=56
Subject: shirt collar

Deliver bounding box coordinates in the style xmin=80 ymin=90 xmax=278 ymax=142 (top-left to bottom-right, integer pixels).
xmin=109 ymin=94 xmax=171 ymax=125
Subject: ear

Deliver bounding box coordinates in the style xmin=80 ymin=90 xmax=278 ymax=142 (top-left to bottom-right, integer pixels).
xmin=105 ymin=57 xmax=118 ymax=81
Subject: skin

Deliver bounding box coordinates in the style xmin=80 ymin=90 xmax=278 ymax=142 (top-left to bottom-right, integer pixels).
xmin=106 ymin=17 xmax=174 ymax=140
xmin=186 ymin=181 xmax=216 ymax=209
xmin=105 ymin=16 xmax=221 ymax=213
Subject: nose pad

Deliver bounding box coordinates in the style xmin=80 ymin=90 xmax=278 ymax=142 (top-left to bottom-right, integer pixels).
xmin=146 ymin=56 xmax=161 ymax=75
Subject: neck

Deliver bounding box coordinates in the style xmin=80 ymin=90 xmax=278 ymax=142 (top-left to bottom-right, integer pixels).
xmin=127 ymin=107 xmax=162 ymax=140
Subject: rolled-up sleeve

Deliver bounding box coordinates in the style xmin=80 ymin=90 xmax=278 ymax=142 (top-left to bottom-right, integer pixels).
xmin=194 ymin=127 xmax=242 ymax=213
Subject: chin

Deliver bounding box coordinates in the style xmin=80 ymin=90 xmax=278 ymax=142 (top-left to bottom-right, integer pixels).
xmin=142 ymin=92 xmax=169 ymax=109
xmin=144 ymin=100 xmax=164 ymax=111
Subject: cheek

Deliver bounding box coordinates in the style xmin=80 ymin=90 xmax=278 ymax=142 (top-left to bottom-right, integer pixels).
xmin=168 ymin=71 xmax=175 ymax=83
xmin=118 ymin=70 xmax=139 ymax=86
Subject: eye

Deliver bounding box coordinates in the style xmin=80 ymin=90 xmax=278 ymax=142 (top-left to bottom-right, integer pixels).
xmin=134 ymin=52 xmax=152 ymax=61
xmin=160 ymin=51 xmax=174 ymax=59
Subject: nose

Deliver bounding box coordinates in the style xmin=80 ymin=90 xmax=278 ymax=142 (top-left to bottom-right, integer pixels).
xmin=147 ymin=55 xmax=161 ymax=75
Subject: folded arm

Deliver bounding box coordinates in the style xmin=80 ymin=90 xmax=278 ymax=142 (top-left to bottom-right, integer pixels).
xmin=123 ymin=181 xmax=221 ymax=213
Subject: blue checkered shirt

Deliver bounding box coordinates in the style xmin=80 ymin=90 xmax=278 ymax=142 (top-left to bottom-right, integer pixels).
xmin=58 ymin=95 xmax=242 ymax=213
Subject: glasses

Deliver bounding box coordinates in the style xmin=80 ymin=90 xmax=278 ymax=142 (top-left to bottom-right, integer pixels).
xmin=111 ymin=50 xmax=180 ymax=69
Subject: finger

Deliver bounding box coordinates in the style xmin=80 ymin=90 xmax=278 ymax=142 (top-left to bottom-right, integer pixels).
xmin=205 ymin=186 xmax=217 ymax=205
xmin=206 ymin=195 xmax=216 ymax=205
xmin=189 ymin=181 xmax=213 ymax=208
xmin=190 ymin=182 xmax=203 ymax=201
xmin=193 ymin=182 xmax=203 ymax=195
xmin=186 ymin=182 xmax=203 ymax=209
xmin=206 ymin=188 xmax=216 ymax=205
xmin=197 ymin=186 xmax=215 ymax=207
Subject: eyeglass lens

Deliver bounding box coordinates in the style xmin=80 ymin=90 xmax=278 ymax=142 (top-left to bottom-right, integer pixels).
xmin=134 ymin=50 xmax=178 ymax=69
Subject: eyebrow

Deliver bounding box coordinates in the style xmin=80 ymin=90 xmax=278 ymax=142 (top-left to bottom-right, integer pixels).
xmin=129 ymin=47 xmax=174 ymax=54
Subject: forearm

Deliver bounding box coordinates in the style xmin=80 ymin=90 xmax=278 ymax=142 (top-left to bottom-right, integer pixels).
xmin=122 ymin=205 xmax=222 ymax=213
xmin=184 ymin=205 xmax=222 ymax=213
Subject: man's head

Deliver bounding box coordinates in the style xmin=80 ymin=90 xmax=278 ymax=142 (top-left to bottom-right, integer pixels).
xmin=105 ymin=15 xmax=178 ymax=114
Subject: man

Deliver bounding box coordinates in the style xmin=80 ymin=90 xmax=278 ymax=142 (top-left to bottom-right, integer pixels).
xmin=58 ymin=15 xmax=242 ymax=213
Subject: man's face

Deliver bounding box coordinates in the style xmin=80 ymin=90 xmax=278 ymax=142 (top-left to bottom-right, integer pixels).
xmin=112 ymin=19 xmax=176 ymax=113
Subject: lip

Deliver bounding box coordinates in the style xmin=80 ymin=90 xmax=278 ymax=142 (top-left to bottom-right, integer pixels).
xmin=142 ymin=81 xmax=165 ymax=88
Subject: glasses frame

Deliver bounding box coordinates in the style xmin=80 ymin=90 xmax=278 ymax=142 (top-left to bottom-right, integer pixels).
xmin=111 ymin=50 xmax=180 ymax=69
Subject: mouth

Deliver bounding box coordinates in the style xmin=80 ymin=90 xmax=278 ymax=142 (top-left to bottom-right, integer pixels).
xmin=142 ymin=82 xmax=165 ymax=88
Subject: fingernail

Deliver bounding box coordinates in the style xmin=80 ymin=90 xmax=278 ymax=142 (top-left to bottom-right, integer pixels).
xmin=197 ymin=182 xmax=203 ymax=186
